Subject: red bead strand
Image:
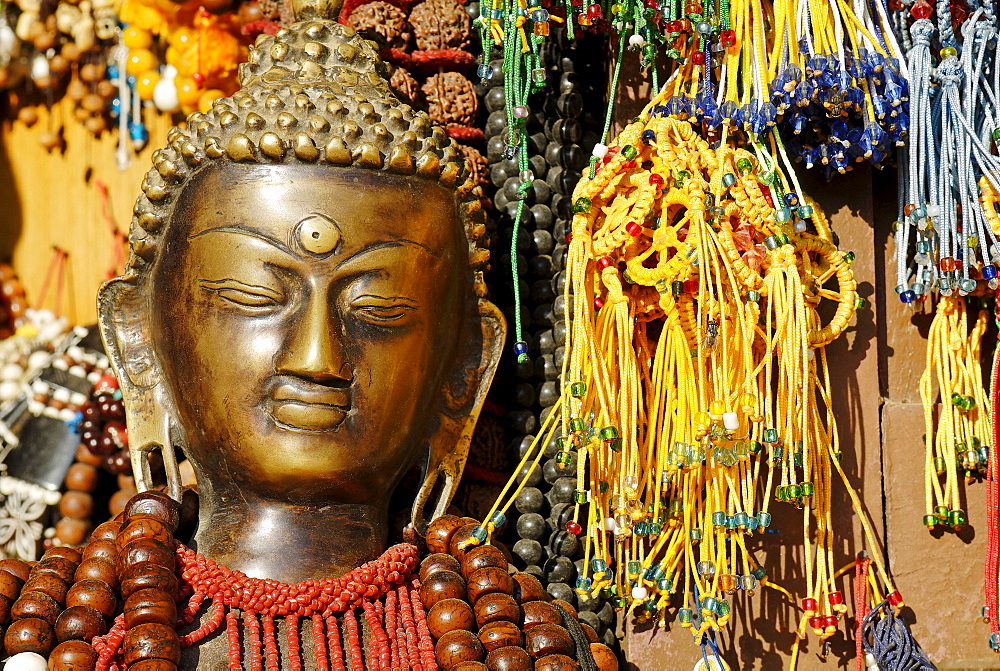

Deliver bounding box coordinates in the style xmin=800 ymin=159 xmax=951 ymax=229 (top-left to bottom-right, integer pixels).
xmin=409 ymin=578 xmax=437 ymax=670
xmin=343 ymin=609 xmax=365 ymax=670
xmin=286 ymin=615 xmax=303 ymax=671
xmin=311 ymin=613 xmax=330 ymax=671
xmin=385 ymin=589 xmax=401 ymax=669
xmin=264 ymin=614 xmax=280 ymax=671
xmin=227 ymin=606 xmax=242 ymax=670
xmin=247 ymin=609 xmax=264 ymax=671
xmin=397 ymin=584 xmax=422 ymax=670
xmin=326 ymin=615 xmax=346 ymax=671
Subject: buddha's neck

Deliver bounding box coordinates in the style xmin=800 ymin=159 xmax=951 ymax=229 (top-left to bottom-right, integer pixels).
xmin=189 ymin=485 xmax=389 ymax=583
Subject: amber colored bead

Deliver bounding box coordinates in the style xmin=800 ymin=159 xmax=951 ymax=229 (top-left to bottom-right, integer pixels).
xmin=123 ymin=492 xmax=180 ymax=532
xmin=6 ymin=616 xmax=56 ymax=655
xmin=521 ymin=601 xmax=561 ymax=631
xmin=49 ymin=638 xmax=100 ymax=669
xmin=467 ymin=567 xmax=514 ymax=603
xmin=65 ymin=463 xmax=99 ymax=493
xmin=524 ymin=623 xmax=573 ymax=659
xmin=474 ymin=593 xmax=521 ymax=627
xmin=123 ymin=622 xmax=181 ymax=665
xmin=23 ymin=573 xmax=70 ymax=603
xmin=420 ymin=553 xmax=463 ymax=581
xmin=60 ymin=491 xmax=95 ymax=520
xmin=33 ymin=556 xmax=78 ymax=582
xmin=90 ymin=520 xmax=122 ymax=543
xmin=121 ymin=562 xmax=178 ymax=599
xmin=551 ymin=600 xmax=577 ymax=621
xmin=512 ymin=573 xmax=550 ymax=604
xmin=478 ymin=620 xmax=522 ymax=652
xmin=579 ymin=623 xmax=598 ymax=643
xmin=82 ymin=540 xmax=117 ymax=563
xmin=0 ymin=594 xmax=13 ymax=625
xmin=462 ymin=545 xmax=508 ymax=579
xmin=124 ymin=588 xmax=177 ymax=629
xmin=44 ymin=547 xmax=82 ymax=564
xmin=56 ymin=518 xmax=91 ymax=547
xmin=66 ymin=580 xmax=118 ymax=619
xmin=111 ymin=490 xmax=136 ymax=518
xmin=127 ymin=660 xmax=178 ymax=671
xmin=485 ymin=644 xmax=533 ymax=671
xmin=534 ymin=654 xmax=579 ymax=670
xmin=76 ymin=442 xmax=105 ymax=467
xmin=427 ymin=597 xmax=476 ymax=639
xmin=435 ymin=628 xmax=486 ymax=670
xmin=75 ymin=557 xmax=118 ymax=588
xmin=420 ymin=570 xmax=467 ymax=610
xmin=12 ymin=591 xmax=62 ymax=624
xmin=0 ymin=567 xmax=24 ymax=599
xmin=589 ymin=643 xmax=618 ymax=670
xmin=117 ymin=538 xmax=176 ymax=575
xmin=116 ymin=517 xmax=173 ymax=553
xmin=0 ymin=558 xmax=31 ymax=581
xmin=56 ymin=605 xmax=107 ymax=642
xmin=426 ymin=515 xmax=467 ymax=555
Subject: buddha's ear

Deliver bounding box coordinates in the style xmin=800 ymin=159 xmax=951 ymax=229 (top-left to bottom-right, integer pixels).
xmin=98 ymin=277 xmax=183 ymax=500
xmin=411 ymin=298 xmax=506 ymax=534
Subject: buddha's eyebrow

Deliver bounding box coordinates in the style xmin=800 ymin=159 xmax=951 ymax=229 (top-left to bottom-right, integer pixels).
xmin=188 ymin=225 xmax=295 ymax=257
xmin=341 ymin=239 xmax=441 ymax=261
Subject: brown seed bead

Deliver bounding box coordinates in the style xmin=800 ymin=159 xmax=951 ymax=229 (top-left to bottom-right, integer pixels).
xmin=109 ymin=489 xmax=136 ymax=519
xmin=0 ymin=558 xmax=31 ymax=581
xmin=462 ymin=545 xmax=508 ymax=579
xmin=512 ymin=574 xmax=550 ymax=604
xmin=419 ymin=570 xmax=467 ymax=610
xmin=12 ymin=591 xmax=62 ymax=624
xmin=124 ymin=588 xmax=177 ymax=629
xmin=65 ymin=463 xmax=99 ymax=493
xmin=427 ymin=597 xmax=476 ymax=639
xmin=534 ymin=654 xmax=579 ymax=671
xmin=452 ymin=663 xmax=488 ymax=671
xmin=521 ymin=601 xmax=561 ymax=631
xmin=44 ymin=547 xmax=82 ymax=564
xmin=448 ymin=524 xmax=481 ymax=561
xmin=435 ymin=628 xmax=485 ymax=670
xmin=5 ymin=616 xmax=56 ymax=655
xmin=127 ymin=660 xmax=178 ymax=671
xmin=551 ymin=600 xmax=577 ymax=621
xmin=579 ymin=623 xmax=598 ymax=644
xmin=120 ymin=562 xmax=178 ymax=599
xmin=467 ymin=567 xmax=514 ymax=603
xmin=55 ymin=605 xmax=107 ymax=642
xmin=49 ymin=638 xmax=100 ymax=669
xmin=75 ymin=557 xmax=118 ymax=589
xmin=425 ymin=515 xmax=466 ymax=554
xmin=82 ymin=540 xmax=117 ymax=563
xmin=90 ymin=520 xmax=122 ymax=543
xmin=56 ymin=518 xmax=92 ymax=547
xmin=23 ymin=573 xmax=70 ymax=603
xmin=117 ymin=538 xmax=175 ymax=575
xmin=32 ymin=556 xmax=78 ymax=582
xmin=478 ymin=620 xmax=522 ymax=652
xmin=524 ymin=624 xmax=573 ymax=659
xmin=474 ymin=592 xmax=521 ymax=627
xmin=123 ymin=492 xmax=180 ymax=532
xmin=67 ymin=580 xmax=118 ymax=619
xmin=0 ymin=594 xmax=13 ymax=625
xmin=0 ymin=567 xmax=24 ymax=599
xmin=485 ymin=645 xmax=533 ymax=671
xmin=116 ymin=517 xmax=173 ymax=552
xmin=59 ymin=491 xmax=95 ymax=520
xmin=589 ymin=643 xmax=618 ymax=671
xmin=76 ymin=442 xmax=105 ymax=467
xmin=122 ymin=622 xmax=181 ymax=665
xmin=420 ymin=553 xmax=462 ymax=581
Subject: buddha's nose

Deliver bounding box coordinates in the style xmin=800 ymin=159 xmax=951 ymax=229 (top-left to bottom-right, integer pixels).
xmin=276 ymin=290 xmax=352 ymax=385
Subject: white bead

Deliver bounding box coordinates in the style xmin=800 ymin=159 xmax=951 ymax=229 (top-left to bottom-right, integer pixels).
xmin=864 ymin=653 xmax=876 ymax=667
xmin=0 ymin=362 xmax=22 ymax=381
xmin=603 ymin=517 xmax=617 ymax=531
xmin=794 ymin=221 xmax=807 ymax=232
xmin=628 ymin=34 xmax=646 ymax=47
xmin=59 ymin=407 xmax=76 ymax=422
xmin=592 ymin=143 xmax=608 ymax=159
xmin=70 ymin=392 xmax=87 ymax=407
xmin=30 ymin=54 xmax=49 ymax=80
xmin=69 ymin=365 xmax=87 ymax=378
xmin=27 ymin=351 xmax=50 ymax=370
xmin=0 ymin=380 xmax=20 ymax=401
xmin=52 ymin=388 xmax=70 ymax=403
xmin=162 ymin=64 xmax=179 ymax=80
xmin=5 ymin=652 xmax=47 ymax=671
xmin=630 ymin=585 xmax=648 ymax=600
xmin=722 ymin=412 xmax=739 ymax=431
xmin=926 ymin=204 xmax=941 ymax=217
xmin=86 ymin=371 xmax=101 ymax=384
xmin=153 ymin=78 xmax=180 ymax=113
xmin=0 ymin=24 xmax=16 ymax=59
xmin=30 ymin=380 xmax=47 ymax=395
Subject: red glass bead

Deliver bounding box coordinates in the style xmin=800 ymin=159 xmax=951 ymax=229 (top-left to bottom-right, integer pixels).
xmin=625 ymin=222 xmax=642 ymax=237
xmin=594 ymin=297 xmax=605 ymax=310
xmin=823 ymin=615 xmax=838 ymax=628
xmin=569 ymin=0 xmax=583 ymax=6
xmin=760 ymin=185 xmax=774 ymax=208
xmin=720 ymin=29 xmax=736 ymax=46
xmin=939 ymin=257 xmax=957 ymax=272
xmin=666 ymin=20 xmax=682 ymax=31
xmin=887 ymin=590 xmax=903 ymax=607
xmin=586 ymin=3 xmax=602 ymax=18
xmin=566 ymin=233 xmax=573 ymax=244
xmin=910 ymin=0 xmax=932 ymax=18
xmin=622 ymin=160 xmax=636 ymax=171
xmin=827 ymin=591 xmax=844 ymax=606
xmin=643 ymin=0 xmax=658 ymax=8
xmin=692 ymin=51 xmax=706 ymax=65
xmin=565 ymin=521 xmax=582 ymax=535
xmin=596 ymin=256 xmax=615 ymax=271
xmin=808 ymin=616 xmax=823 ymax=629
xmin=649 ymin=174 xmax=664 ymax=187
xmin=801 ymin=598 xmax=816 ymax=612
xmin=951 ymin=3 xmax=967 ymax=21
xmin=683 ymin=279 xmax=698 ymax=293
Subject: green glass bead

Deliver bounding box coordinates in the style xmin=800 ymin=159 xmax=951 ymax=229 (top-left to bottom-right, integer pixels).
xmin=613 ymin=596 xmax=629 ymax=608
xmin=644 ymin=601 xmax=658 ymax=613
xmin=798 ymin=205 xmax=814 ymax=218
xmin=922 ymin=514 xmax=937 ymax=527
xmin=764 ymin=235 xmax=780 ymax=250
xmin=934 ymin=505 xmax=948 ymax=520
xmin=749 ymin=440 xmax=762 ymax=455
xmin=701 ymin=597 xmax=718 ymax=613
xmin=787 ymin=484 xmax=802 ymax=499
xmin=800 ymin=482 xmax=815 ymax=496
xmin=772 ymin=445 xmax=784 ymax=459
xmin=678 ymin=608 xmax=694 ymax=623
xmin=774 ymin=207 xmax=792 ymax=224
xmin=716 ymin=600 xmax=731 ymax=616
xmin=722 ymin=173 xmax=736 ymax=187
xmin=712 ymin=511 xmax=727 ymax=526
xmin=690 ymin=528 xmax=702 ymax=542
xmin=949 ymin=509 xmax=967 ymax=528
xmin=622 ymin=145 xmax=638 ymax=160
xmin=993 ymin=128 xmax=1000 ymax=141
xmin=763 ymin=428 xmax=778 ymax=443
xmin=745 ymin=290 xmax=761 ymax=302
xmin=573 ymin=490 xmax=588 ymax=504
xmin=627 ymin=561 xmax=642 ymax=577
xmin=647 ymin=523 xmax=662 ymax=535
xmin=854 ymin=297 xmax=867 ymax=309
xmin=600 ymin=426 xmax=619 ymax=441
xmin=757 ymin=511 xmax=771 ymax=527
xmin=575 ymin=577 xmax=593 ymax=592
xmin=608 ymin=438 xmax=622 ymax=452
xmin=757 ymin=170 xmax=776 ymax=185
xmin=471 ymin=526 xmax=488 ymax=542
xmin=734 ymin=512 xmax=749 ymax=527
xmin=736 ymin=157 xmax=753 ymax=173
xmin=569 ymin=417 xmax=585 ymax=432
xmin=569 ymin=381 xmax=587 ymax=397
xmin=775 ymin=485 xmax=787 ymax=501
xmin=656 ymin=578 xmax=672 ymax=592
xmin=951 ymin=392 xmax=964 ymax=407
xmin=599 ymin=480 xmax=609 ymax=493
xmin=725 ymin=515 xmax=737 ymax=530
xmin=573 ymin=197 xmax=592 ymax=213
xmin=556 ymin=451 xmax=573 ymax=466
xmin=934 ymin=457 xmax=947 ymax=474
xmin=751 ymin=566 xmax=767 ymax=580
xmin=778 ymin=233 xmax=791 ymax=246
xmin=842 ymin=250 xmax=855 ymax=263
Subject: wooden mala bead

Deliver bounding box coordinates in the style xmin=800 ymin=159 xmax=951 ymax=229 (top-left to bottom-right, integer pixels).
xmin=66 ymin=579 xmax=117 ymax=619
xmin=461 ymin=545 xmax=508 ymax=578
xmin=65 ymin=463 xmax=99 ymax=493
xmin=551 ymin=600 xmax=577 ymax=620
xmin=49 ymin=639 xmax=100 ymax=669
xmin=81 ymin=540 xmax=117 ymax=563
xmin=524 ymin=623 xmax=574 ymax=659
xmin=452 ymin=663 xmax=488 ymax=671
xmin=449 ymin=523 xmax=481 ymax=561
xmin=478 ymin=620 xmax=522 ymax=652
xmin=474 ymin=592 xmax=521 ymax=627
xmin=44 ymin=547 xmax=82 ymax=564
xmin=5 ymin=616 xmax=56 ymax=656
xmin=579 ymin=622 xmax=598 ymax=643
xmin=420 ymin=570 xmax=467 ymax=609
xmin=22 ymin=573 xmax=70 ymax=603
xmin=123 ymin=491 xmax=180 ymax=531
xmin=122 ymin=622 xmax=182 ymax=666
xmin=117 ymin=538 xmax=175 ymax=577
xmin=115 ymin=516 xmax=173 ymax=551
xmin=522 ymin=601 xmax=561 ymax=631
xmin=123 ymin=587 xmax=178 ymax=629
xmin=427 ymin=597 xmax=476 ymax=639
xmin=512 ymin=573 xmax=549 ymax=604
xmin=12 ymin=591 xmax=63 ymax=624
xmin=420 ymin=552 xmax=462 ymax=581
xmin=588 ymin=643 xmax=618 ymax=671
xmin=54 ymin=519 xmax=91 ymax=547
xmin=435 ymin=628 xmax=486 ymax=670
xmin=55 ymin=605 xmax=107 ymax=643
xmin=90 ymin=520 xmax=121 ymax=543
xmin=467 ymin=567 xmax=514 ymax=603
xmin=59 ymin=491 xmax=95 ymax=520
xmin=126 ymin=660 xmax=178 ymax=671
xmin=31 ymin=557 xmax=77 ymax=583
xmin=534 ymin=654 xmax=579 ymax=671
xmin=426 ymin=515 xmax=466 ymax=554
xmin=0 ymin=594 xmax=13 ymax=625
xmin=120 ymin=562 xmax=178 ymax=599
xmin=0 ymin=566 xmax=25 ymax=599
xmin=0 ymin=558 xmax=31 ymax=581
xmin=485 ymin=644 xmax=533 ymax=671
xmin=75 ymin=557 xmax=118 ymax=588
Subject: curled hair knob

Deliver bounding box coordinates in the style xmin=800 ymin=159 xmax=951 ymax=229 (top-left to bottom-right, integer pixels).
xmin=292 ymin=0 xmax=344 ymax=20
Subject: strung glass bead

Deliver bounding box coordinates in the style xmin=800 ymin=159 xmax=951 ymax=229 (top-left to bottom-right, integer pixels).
xmin=513 ymin=106 xmax=529 ymax=119
xmin=689 ymin=528 xmax=702 ymax=542
xmin=757 ymin=511 xmax=771 ymax=528
xmin=573 ymin=197 xmax=592 ymax=213
xmin=477 ymin=64 xmax=494 ymax=80
xmin=696 ymin=561 xmax=715 ymax=576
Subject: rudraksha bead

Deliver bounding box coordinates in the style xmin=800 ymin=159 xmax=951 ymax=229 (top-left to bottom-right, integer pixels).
xmin=5 ymin=616 xmax=56 ymax=656
xmin=524 ymin=623 xmax=573 ymax=659
xmin=534 ymin=653 xmax=579 ymax=670
xmin=124 ymin=588 xmax=178 ymax=629
xmin=420 ymin=553 xmax=463 ymax=581
xmin=12 ymin=591 xmax=62 ymax=625
xmin=477 ymin=620 xmax=522 ymax=652
xmin=485 ymin=644 xmax=533 ymax=670
xmin=579 ymin=622 xmax=598 ymax=643
xmin=427 ymin=597 xmax=476 ymax=638
xmin=0 ymin=594 xmax=13 ymax=625
xmin=43 ymin=547 xmax=82 ymax=564
xmin=425 ymin=515 xmax=466 ymax=554
xmin=461 ymin=545 xmax=508 ymax=578
xmin=31 ymin=557 xmax=77 ymax=583
xmin=467 ymin=567 xmax=514 ymax=603
xmin=420 ymin=570 xmax=467 ymax=609
xmin=122 ymin=622 xmax=182 ymax=666
xmin=81 ymin=540 xmax=116 ymax=563
xmin=449 ymin=523 xmax=482 ymax=561
xmin=66 ymin=579 xmax=117 ymax=619
xmin=90 ymin=520 xmax=121 ymax=543
xmin=49 ymin=639 xmax=100 ymax=669
xmin=55 ymin=605 xmax=107 ymax=642
xmin=474 ymin=592 xmax=521 ymax=627
xmin=435 ymin=628 xmax=485 ymax=669
xmin=116 ymin=516 xmax=173 ymax=551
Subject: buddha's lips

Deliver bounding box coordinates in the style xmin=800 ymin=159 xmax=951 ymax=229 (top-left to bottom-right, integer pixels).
xmin=264 ymin=379 xmax=353 ymax=432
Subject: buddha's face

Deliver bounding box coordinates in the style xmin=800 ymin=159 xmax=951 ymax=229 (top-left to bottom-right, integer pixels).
xmin=148 ymin=162 xmax=468 ymax=504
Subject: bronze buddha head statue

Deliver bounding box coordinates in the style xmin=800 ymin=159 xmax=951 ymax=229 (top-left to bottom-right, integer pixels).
xmin=97 ymin=11 xmax=504 ymax=581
